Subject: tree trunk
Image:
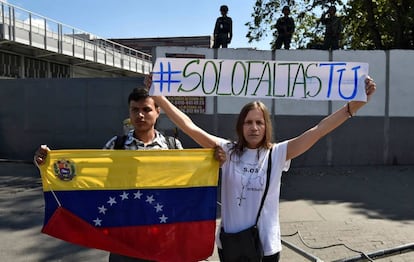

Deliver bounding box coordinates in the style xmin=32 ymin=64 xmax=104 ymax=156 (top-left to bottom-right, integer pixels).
xmin=364 ymin=0 xmax=383 ymax=49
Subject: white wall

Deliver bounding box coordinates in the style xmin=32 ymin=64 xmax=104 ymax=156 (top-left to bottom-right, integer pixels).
xmin=154 ymin=47 xmax=411 ymax=118
xmin=333 ymin=50 xmax=386 ymax=117
xmin=389 ymin=50 xmax=414 ymax=117
xmin=215 ymin=48 xmax=274 ymax=114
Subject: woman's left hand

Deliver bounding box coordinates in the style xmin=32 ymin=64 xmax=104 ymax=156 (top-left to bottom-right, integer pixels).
xmin=214 ymin=145 xmax=226 ymax=167
xmin=349 ymin=76 xmax=376 ymax=114
xmin=365 ymin=76 xmax=376 ymax=101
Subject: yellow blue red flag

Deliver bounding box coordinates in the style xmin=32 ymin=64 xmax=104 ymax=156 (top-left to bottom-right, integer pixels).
xmin=39 ymin=149 xmax=219 ymax=262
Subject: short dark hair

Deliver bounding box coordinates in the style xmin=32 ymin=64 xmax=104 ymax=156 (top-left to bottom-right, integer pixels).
xmin=128 ymin=87 xmax=151 ymax=104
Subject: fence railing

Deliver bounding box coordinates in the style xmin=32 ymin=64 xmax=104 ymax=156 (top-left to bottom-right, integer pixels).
xmin=0 ymin=1 xmax=152 ymax=75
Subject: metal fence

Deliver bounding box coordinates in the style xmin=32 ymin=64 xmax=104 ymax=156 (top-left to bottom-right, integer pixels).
xmin=0 ymin=1 xmax=152 ymax=75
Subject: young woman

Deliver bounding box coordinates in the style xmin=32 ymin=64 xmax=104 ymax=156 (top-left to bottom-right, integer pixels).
xmin=146 ymin=76 xmax=376 ymax=261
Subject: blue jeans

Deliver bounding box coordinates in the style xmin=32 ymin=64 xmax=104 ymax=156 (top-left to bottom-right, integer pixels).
xmin=108 ymin=253 xmax=152 ymax=262
xmin=218 ymin=248 xmax=280 ymax=262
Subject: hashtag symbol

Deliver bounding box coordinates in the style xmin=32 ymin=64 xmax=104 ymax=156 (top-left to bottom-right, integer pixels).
xmin=152 ymin=62 xmax=181 ymax=93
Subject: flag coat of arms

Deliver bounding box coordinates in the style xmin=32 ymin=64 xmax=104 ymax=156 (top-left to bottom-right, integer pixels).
xmin=39 ymin=149 xmax=219 ymax=262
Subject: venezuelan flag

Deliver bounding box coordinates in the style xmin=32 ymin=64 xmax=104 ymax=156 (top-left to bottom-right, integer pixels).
xmin=39 ymin=149 xmax=219 ymax=262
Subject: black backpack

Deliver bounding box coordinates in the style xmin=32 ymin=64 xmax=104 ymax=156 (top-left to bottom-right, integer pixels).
xmin=113 ymin=135 xmax=178 ymax=150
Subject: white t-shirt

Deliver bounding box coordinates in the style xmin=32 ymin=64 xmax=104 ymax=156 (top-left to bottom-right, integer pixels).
xmin=216 ymin=140 xmax=291 ymax=256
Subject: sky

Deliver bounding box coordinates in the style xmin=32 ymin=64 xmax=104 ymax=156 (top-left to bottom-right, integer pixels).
xmin=4 ymin=0 xmax=275 ymax=51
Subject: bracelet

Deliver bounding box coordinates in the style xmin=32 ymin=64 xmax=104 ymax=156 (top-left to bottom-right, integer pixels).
xmin=346 ymin=102 xmax=354 ymax=118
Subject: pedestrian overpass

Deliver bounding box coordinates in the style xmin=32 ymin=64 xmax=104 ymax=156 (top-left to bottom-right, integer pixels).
xmin=0 ymin=1 xmax=152 ymax=77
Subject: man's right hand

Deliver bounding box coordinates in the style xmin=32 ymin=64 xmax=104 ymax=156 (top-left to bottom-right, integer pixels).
xmin=34 ymin=145 xmax=50 ymax=166
xmin=144 ymin=74 xmax=153 ymax=91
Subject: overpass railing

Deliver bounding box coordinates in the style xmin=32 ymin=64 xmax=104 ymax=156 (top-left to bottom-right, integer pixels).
xmin=0 ymin=1 xmax=152 ymax=74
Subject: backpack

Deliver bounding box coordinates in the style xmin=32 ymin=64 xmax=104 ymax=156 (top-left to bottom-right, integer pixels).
xmin=113 ymin=135 xmax=178 ymax=150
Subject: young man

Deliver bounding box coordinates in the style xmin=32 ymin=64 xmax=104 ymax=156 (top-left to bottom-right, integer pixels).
xmin=103 ymin=88 xmax=182 ymax=151
xmin=34 ymin=87 xmax=183 ymax=262
xmin=34 ymin=88 xmax=182 ymax=165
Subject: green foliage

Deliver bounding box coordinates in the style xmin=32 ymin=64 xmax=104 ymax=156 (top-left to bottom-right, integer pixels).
xmin=245 ymin=0 xmax=414 ymax=50
xmin=245 ymin=0 xmax=282 ymax=44
xmin=344 ymin=0 xmax=414 ymax=49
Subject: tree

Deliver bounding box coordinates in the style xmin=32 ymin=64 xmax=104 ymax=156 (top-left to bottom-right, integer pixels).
xmin=245 ymin=0 xmax=414 ymax=50
xmin=245 ymin=0 xmax=283 ymax=49
xmin=343 ymin=0 xmax=414 ymax=49
xmin=245 ymin=0 xmax=345 ymax=50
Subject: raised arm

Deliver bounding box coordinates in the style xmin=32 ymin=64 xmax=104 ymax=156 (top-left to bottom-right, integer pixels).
xmin=286 ymin=76 xmax=376 ymax=160
xmin=145 ymin=76 xmax=220 ymax=148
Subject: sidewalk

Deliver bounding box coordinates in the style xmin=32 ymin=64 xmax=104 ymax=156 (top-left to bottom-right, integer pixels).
xmin=0 ymin=162 xmax=413 ymax=261
xmin=278 ymin=166 xmax=414 ymax=262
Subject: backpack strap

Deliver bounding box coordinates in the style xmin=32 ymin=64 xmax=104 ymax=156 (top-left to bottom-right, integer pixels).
xmin=114 ymin=135 xmax=127 ymax=150
xmin=165 ymin=136 xmax=178 ymax=149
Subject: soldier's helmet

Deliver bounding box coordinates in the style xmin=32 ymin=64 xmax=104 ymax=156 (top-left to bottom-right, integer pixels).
xmin=220 ymin=5 xmax=229 ymax=12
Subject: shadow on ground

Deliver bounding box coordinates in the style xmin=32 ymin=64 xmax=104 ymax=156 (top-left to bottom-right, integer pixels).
xmin=2 ymin=162 xmax=413 ymax=261
xmin=0 ymin=162 xmax=107 ymax=261
xmin=280 ymin=165 xmax=414 ymax=221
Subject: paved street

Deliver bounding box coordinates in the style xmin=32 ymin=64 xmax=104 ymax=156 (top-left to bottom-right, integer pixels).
xmin=1 ymin=162 xmax=413 ymax=261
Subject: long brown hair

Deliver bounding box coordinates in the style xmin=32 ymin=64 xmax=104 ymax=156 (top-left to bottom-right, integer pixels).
xmin=231 ymin=101 xmax=273 ymax=157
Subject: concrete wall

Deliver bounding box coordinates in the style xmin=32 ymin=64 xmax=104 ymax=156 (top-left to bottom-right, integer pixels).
xmin=1 ymin=48 xmax=413 ymax=167
xmin=154 ymin=47 xmax=414 ymax=167
xmin=0 ymin=78 xmax=142 ymax=160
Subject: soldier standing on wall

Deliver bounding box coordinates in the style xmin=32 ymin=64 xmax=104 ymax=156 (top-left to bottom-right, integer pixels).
xmin=213 ymin=5 xmax=233 ymax=48
xmin=274 ymin=6 xmax=295 ymax=50
xmin=320 ymin=6 xmax=342 ymax=50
